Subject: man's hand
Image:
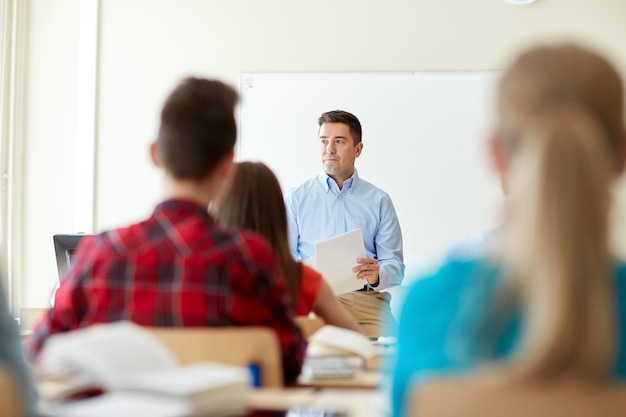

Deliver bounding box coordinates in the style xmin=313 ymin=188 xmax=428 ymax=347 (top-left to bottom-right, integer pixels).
xmin=353 ymin=257 xmax=379 ymax=286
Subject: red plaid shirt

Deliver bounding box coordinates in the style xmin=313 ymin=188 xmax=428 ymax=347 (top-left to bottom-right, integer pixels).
xmin=27 ymin=199 xmax=303 ymax=383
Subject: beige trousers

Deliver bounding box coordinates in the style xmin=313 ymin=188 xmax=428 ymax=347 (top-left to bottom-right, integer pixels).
xmin=336 ymin=290 xmax=397 ymax=338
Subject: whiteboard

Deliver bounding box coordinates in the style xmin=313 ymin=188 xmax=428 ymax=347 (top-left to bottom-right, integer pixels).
xmin=238 ymin=72 xmax=504 ymax=282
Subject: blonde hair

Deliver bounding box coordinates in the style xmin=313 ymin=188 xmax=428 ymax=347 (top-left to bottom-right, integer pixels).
xmin=489 ymin=44 xmax=625 ymax=382
xmin=502 ymin=106 xmax=615 ymax=381
xmin=498 ymin=44 xmax=624 ymax=159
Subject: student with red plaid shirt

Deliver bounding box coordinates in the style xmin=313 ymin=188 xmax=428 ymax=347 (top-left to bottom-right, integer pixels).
xmin=26 ymin=77 xmax=303 ymax=383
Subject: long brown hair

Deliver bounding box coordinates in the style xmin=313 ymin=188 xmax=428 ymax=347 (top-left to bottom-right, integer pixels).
xmin=489 ymin=44 xmax=625 ymax=381
xmin=212 ymin=162 xmax=301 ymax=303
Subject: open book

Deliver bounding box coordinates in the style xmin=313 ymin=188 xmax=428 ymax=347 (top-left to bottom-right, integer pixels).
xmin=37 ymin=321 xmax=251 ymax=417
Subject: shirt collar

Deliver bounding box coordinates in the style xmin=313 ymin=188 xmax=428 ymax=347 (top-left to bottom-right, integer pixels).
xmin=316 ymin=169 xmax=359 ymax=193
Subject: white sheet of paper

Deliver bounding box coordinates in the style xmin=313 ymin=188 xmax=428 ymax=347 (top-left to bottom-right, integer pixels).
xmin=49 ymin=392 xmax=192 ymax=417
xmin=312 ymin=228 xmax=367 ymax=295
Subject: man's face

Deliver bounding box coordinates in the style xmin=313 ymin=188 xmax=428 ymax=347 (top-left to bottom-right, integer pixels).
xmin=319 ymin=122 xmax=363 ymax=181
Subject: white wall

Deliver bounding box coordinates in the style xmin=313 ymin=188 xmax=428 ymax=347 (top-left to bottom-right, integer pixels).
xmin=238 ymin=71 xmax=503 ymax=277
xmin=16 ymin=0 xmax=626 ymax=307
xmin=20 ymin=0 xmax=80 ymax=307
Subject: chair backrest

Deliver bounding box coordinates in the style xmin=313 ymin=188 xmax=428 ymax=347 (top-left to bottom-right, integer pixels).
xmin=294 ymin=316 xmax=325 ymax=340
xmin=411 ymin=378 xmax=626 ymax=417
xmin=0 ymin=367 xmax=20 ymax=417
xmin=147 ymin=326 xmax=283 ymax=388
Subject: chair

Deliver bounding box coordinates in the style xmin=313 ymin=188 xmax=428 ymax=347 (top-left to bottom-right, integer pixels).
xmin=294 ymin=315 xmax=325 ymax=340
xmin=147 ymin=327 xmax=283 ymax=388
xmin=0 ymin=367 xmax=20 ymax=417
xmin=410 ymin=377 xmax=626 ymax=417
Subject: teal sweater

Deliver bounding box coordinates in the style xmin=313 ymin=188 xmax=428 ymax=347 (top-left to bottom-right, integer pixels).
xmin=391 ymin=258 xmax=626 ymax=417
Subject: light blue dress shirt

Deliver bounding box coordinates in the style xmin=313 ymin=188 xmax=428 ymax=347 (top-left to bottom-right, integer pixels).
xmin=391 ymin=258 xmax=626 ymax=417
xmin=285 ymin=169 xmax=404 ymax=289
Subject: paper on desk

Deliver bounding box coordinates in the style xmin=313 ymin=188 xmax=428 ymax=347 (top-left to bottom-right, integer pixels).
xmin=48 ymin=392 xmax=193 ymax=417
xmin=309 ymin=228 xmax=367 ymax=295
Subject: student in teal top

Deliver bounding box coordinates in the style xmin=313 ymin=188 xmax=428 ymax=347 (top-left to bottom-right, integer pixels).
xmin=392 ymin=43 xmax=626 ymax=417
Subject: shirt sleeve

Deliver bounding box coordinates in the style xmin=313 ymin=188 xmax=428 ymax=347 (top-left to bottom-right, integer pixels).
xmin=390 ymin=260 xmax=490 ymax=417
xmin=374 ymin=194 xmax=405 ymax=289
xmin=391 ymin=270 xmax=451 ymax=417
xmin=297 ymin=265 xmax=323 ymax=316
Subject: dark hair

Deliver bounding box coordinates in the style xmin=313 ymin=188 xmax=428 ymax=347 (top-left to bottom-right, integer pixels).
xmin=318 ymin=110 xmax=362 ymax=145
xmin=213 ymin=162 xmax=301 ymax=303
xmin=157 ymin=77 xmax=239 ymax=180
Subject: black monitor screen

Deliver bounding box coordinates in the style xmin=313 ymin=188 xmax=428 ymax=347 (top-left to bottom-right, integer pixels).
xmin=53 ymin=234 xmax=91 ymax=281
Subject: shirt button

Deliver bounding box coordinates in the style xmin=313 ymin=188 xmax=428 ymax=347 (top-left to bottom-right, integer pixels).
xmin=338 ymin=216 xmax=342 ymax=219
xmin=338 ymin=195 xmax=342 ymax=199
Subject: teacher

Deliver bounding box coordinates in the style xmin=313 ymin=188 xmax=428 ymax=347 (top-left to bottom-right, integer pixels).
xmin=285 ymin=110 xmax=405 ymax=337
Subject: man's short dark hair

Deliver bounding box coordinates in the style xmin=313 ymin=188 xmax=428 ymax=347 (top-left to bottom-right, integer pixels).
xmin=318 ymin=110 xmax=362 ymax=145
xmin=157 ymin=77 xmax=239 ymax=180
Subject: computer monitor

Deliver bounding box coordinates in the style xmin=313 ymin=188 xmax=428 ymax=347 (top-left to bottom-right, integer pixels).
xmin=53 ymin=234 xmax=90 ymax=281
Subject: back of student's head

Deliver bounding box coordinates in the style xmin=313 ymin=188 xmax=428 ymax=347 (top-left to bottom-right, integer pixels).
xmin=157 ymin=77 xmax=238 ymax=180
xmin=487 ymin=44 xmax=626 ymax=382
xmin=498 ymin=43 xmax=625 ymax=162
xmin=212 ymin=161 xmax=300 ymax=302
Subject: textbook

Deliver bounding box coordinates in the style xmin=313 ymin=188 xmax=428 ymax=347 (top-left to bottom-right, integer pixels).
xmin=37 ymin=321 xmax=251 ymax=417
xmin=302 ymin=325 xmax=379 ymax=378
xmin=306 ymin=325 xmax=378 ymax=359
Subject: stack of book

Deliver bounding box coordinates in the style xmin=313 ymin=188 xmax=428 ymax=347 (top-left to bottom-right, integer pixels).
xmin=301 ymin=325 xmax=379 ymax=379
xmin=36 ymin=321 xmax=251 ymax=417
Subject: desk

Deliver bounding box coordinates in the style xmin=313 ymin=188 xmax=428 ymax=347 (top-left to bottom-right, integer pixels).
xmin=39 ymin=387 xmax=386 ymax=417
xmin=296 ymin=345 xmax=392 ymax=390
xmin=296 ymin=370 xmax=382 ymax=390
xmin=246 ymin=388 xmax=316 ymax=410
xmin=247 ymin=388 xmax=387 ymax=417
xmin=36 ymin=343 xmax=389 ymax=416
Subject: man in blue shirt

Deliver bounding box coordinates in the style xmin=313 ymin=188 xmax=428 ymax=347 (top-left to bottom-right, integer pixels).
xmin=285 ymin=110 xmax=404 ymax=337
